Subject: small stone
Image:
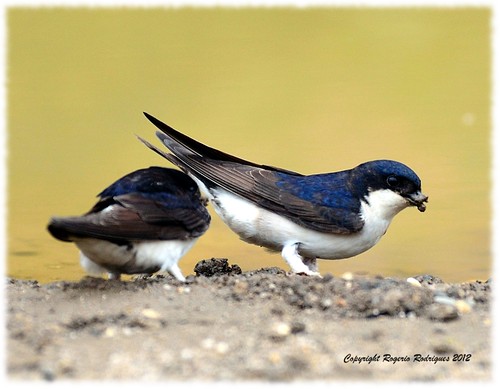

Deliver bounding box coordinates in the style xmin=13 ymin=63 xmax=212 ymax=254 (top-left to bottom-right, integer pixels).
xmin=201 ymin=337 xmax=215 ymax=349
xmin=290 ymin=321 xmax=306 ymax=334
xmin=431 ymin=338 xmax=457 ymax=354
xmin=141 ymin=309 xmax=161 ymax=319
xmin=268 ymin=351 xmax=282 ymax=364
xmin=232 ymin=280 xmax=249 ymax=294
xmin=406 ymin=277 xmax=422 ymax=287
xmin=270 ymin=307 xmax=284 ymax=316
xmin=454 ymin=300 xmax=472 ymax=314
xmin=363 ymin=329 xmax=383 ymax=341
xmin=215 ymin=342 xmax=229 ymax=354
xmin=319 ymin=298 xmax=332 ymax=310
xmin=177 ymin=286 xmax=191 ymax=294
xmin=270 ymin=322 xmax=291 ymax=340
xmin=104 ymin=327 xmax=116 ymax=338
xmin=433 ymin=325 xmax=447 ymax=334
xmin=274 ymin=322 xmax=291 ymax=335
xmin=433 ymin=294 xmax=456 ymax=306
xmin=414 ymin=275 xmax=444 ymax=285
xmin=41 ymin=367 xmax=55 ymax=381
xmin=321 ymin=273 xmax=334 ymax=282
xmin=427 ymin=303 xmax=459 ymax=321
xmin=180 ymin=348 xmax=194 ymax=360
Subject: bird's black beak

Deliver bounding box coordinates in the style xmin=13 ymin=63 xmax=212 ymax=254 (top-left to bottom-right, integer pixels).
xmin=407 ymin=191 xmax=428 ymax=212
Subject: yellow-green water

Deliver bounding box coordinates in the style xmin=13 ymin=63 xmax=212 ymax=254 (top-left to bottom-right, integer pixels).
xmin=7 ymin=7 xmax=491 ymax=283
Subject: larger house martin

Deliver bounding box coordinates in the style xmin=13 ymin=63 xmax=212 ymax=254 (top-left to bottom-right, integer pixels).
xmin=139 ymin=113 xmax=428 ymax=276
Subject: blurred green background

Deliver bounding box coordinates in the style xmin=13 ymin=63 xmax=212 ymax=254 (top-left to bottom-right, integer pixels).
xmin=7 ymin=7 xmax=491 ymax=283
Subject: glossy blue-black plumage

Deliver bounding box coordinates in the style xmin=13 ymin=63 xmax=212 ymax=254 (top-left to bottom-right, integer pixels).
xmin=276 ymin=159 xmax=422 ymax=206
xmin=274 ymin=170 xmax=362 ymax=232
xmin=271 ymin=159 xmax=423 ymax=233
xmin=97 ymin=166 xmax=200 ymax=209
xmin=48 ymin=166 xmax=211 ymax=243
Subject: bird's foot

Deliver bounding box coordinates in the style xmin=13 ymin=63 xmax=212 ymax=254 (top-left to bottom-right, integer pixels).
xmin=282 ymin=243 xmax=321 ymax=277
xmin=295 ymin=270 xmax=322 ymax=278
xmin=166 ymin=263 xmax=187 ymax=282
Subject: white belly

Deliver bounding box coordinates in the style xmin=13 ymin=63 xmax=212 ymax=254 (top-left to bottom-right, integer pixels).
xmin=75 ymin=238 xmax=197 ymax=276
xmin=210 ymin=188 xmax=407 ymax=260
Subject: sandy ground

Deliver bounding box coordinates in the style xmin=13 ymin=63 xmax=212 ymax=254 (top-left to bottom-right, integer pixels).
xmin=6 ymin=258 xmax=491 ymax=382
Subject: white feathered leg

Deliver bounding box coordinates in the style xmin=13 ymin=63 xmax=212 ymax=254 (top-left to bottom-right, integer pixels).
xmin=281 ymin=243 xmax=321 ymax=276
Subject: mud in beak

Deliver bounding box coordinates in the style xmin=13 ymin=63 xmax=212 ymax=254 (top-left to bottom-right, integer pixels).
xmin=407 ymin=191 xmax=428 ymax=212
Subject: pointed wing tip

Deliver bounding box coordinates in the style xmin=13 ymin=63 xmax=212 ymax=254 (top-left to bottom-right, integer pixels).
xmin=155 ymin=130 xmax=168 ymax=141
xmin=135 ymin=134 xmax=155 ymax=148
xmin=144 ymin=112 xmax=163 ymax=127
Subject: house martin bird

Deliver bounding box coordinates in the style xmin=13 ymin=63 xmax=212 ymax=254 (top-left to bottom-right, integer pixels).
xmin=139 ymin=113 xmax=428 ymax=276
xmin=47 ymin=166 xmax=211 ymax=281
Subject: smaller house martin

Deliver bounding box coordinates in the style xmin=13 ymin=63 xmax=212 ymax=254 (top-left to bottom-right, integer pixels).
xmin=48 ymin=166 xmax=211 ymax=281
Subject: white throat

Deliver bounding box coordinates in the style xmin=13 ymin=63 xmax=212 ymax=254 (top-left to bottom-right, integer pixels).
xmin=361 ymin=189 xmax=410 ymax=223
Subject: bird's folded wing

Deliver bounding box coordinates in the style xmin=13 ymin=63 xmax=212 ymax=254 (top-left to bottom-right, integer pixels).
xmin=177 ymin=156 xmax=363 ymax=235
xmin=48 ymin=194 xmax=209 ymax=243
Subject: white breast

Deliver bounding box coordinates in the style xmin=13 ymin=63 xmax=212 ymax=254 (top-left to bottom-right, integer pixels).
xmin=75 ymin=238 xmax=197 ymax=280
xmin=209 ymin=188 xmax=409 ymax=260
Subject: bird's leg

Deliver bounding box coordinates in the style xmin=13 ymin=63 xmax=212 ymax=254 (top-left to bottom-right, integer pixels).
xmin=282 ymin=243 xmax=321 ymax=277
xmin=167 ymin=263 xmax=186 ymax=282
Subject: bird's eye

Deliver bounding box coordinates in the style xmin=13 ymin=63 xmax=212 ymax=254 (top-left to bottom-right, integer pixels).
xmin=387 ymin=176 xmax=399 ymax=187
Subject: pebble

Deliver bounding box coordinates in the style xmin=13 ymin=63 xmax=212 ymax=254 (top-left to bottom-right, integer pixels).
xmin=431 ymin=337 xmax=457 ymax=354
xmin=321 ymin=273 xmax=334 ymax=282
xmin=454 ymin=300 xmax=472 ymax=314
xmin=406 ymin=277 xmax=422 ymax=287
xmin=273 ymin=322 xmax=291 ymax=336
xmin=270 ymin=322 xmax=291 ymax=341
xmin=268 ymin=351 xmax=282 ymax=364
xmin=104 ymin=327 xmax=116 ymax=338
xmin=427 ymin=303 xmax=459 ymax=321
xmin=215 ymin=342 xmax=229 ymax=354
xmin=141 ymin=309 xmax=161 ymax=319
xmin=233 ymin=280 xmax=249 ymax=295
xmin=433 ymin=325 xmax=447 ymax=334
xmin=201 ymin=338 xmax=229 ymax=354
xmin=433 ymin=294 xmax=473 ymax=315
xmin=180 ymin=348 xmax=194 ymax=360
xmin=290 ymin=321 xmax=306 ymax=334
xmin=319 ymin=298 xmax=332 ymax=310
xmin=177 ymin=286 xmax=191 ymax=294
xmin=433 ymin=294 xmax=455 ymax=306
xmin=201 ymin=337 xmax=216 ymax=349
